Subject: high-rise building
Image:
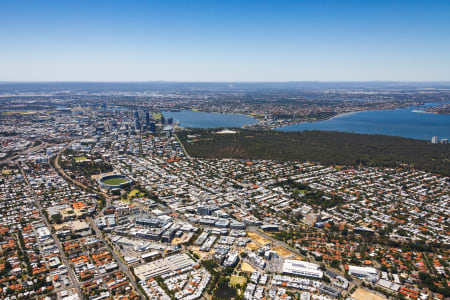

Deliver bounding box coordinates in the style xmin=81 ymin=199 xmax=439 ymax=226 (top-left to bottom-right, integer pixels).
xmin=145 ymin=112 xmax=150 ymax=127
xmin=134 ymin=119 xmax=141 ymax=131
xmin=149 ymin=122 xmax=156 ymax=132
xmin=167 ymin=117 xmax=174 ymax=125
xmin=431 ymin=136 xmax=438 ymax=144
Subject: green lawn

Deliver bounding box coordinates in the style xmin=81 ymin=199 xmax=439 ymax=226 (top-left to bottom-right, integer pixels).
xmin=229 ymin=276 xmax=246 ymax=286
xmin=1 ymin=110 xmax=36 ymax=115
xmin=293 ymin=189 xmax=308 ymax=194
xmin=74 ymin=156 xmax=88 ymax=161
xmin=128 ymin=189 xmax=140 ymax=198
xmin=152 ymin=112 xmax=162 ymax=120
xmin=103 ymin=177 xmax=128 ymax=185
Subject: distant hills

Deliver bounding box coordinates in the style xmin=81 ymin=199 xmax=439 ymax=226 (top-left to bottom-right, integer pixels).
xmin=1 ymin=81 xmax=450 ymax=93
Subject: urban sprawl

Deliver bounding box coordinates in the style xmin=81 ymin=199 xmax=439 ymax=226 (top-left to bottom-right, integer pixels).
xmin=0 ymin=88 xmax=449 ymax=300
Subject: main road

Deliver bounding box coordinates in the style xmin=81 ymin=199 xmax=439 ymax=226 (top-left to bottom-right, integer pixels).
xmin=52 ymin=141 xmax=111 ymax=202
xmin=19 ymin=164 xmax=83 ymax=299
xmin=88 ymin=218 xmax=146 ymax=298
xmin=174 ymin=133 xmax=193 ymax=160
xmin=51 ymin=142 xmax=145 ymax=298
xmin=248 ymin=226 xmax=364 ymax=295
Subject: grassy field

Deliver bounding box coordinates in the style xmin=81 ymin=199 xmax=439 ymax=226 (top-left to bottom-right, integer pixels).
xmin=246 ymin=242 xmax=260 ymax=251
xmin=230 ymin=276 xmax=246 ymax=286
xmin=293 ymin=189 xmax=308 ymax=194
xmin=128 ymin=189 xmax=140 ymax=198
xmin=1 ymin=110 xmax=36 ymax=115
xmin=247 ymin=232 xmax=271 ymax=246
xmin=240 ymin=262 xmax=255 ymax=273
xmin=351 ymin=288 xmax=387 ymax=300
xmin=128 ymin=189 xmax=145 ymax=198
xmin=272 ymin=245 xmax=295 ymax=258
xmin=152 ymin=112 xmax=162 ymax=120
xmin=74 ymin=156 xmax=88 ymax=161
xmin=103 ymin=177 xmax=128 ymax=185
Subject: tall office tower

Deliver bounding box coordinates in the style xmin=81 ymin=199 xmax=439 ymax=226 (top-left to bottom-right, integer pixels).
xmin=431 ymin=136 xmax=438 ymax=144
xmin=161 ymin=115 xmax=166 ymax=125
xmin=167 ymin=117 xmax=174 ymax=125
xmin=134 ymin=119 xmax=141 ymax=131
xmin=133 ymin=111 xmax=139 ymax=120
xmin=149 ymin=122 xmax=156 ymax=132
xmin=145 ymin=112 xmax=150 ymax=127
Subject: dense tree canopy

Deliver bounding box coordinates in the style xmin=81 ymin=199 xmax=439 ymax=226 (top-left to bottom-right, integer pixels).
xmin=178 ymin=129 xmax=450 ymax=176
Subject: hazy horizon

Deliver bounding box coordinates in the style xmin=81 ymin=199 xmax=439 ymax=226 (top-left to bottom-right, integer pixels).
xmin=2 ymin=80 xmax=450 ymax=83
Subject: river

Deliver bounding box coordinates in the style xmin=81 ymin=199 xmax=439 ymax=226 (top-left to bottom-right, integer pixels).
xmin=278 ymin=102 xmax=450 ymax=141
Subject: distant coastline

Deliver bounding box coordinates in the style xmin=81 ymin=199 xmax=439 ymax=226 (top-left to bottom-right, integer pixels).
xmin=276 ymin=102 xmax=450 ymax=141
xmin=327 ymin=111 xmax=359 ymax=120
xmin=271 ymin=110 xmax=361 ymax=129
xmin=411 ymin=110 xmax=435 ymax=114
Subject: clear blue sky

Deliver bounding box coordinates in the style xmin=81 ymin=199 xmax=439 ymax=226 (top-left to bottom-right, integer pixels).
xmin=1 ymin=0 xmax=449 ymax=81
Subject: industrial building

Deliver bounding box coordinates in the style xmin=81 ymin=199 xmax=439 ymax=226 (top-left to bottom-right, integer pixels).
xmin=134 ymin=254 xmax=196 ymax=280
xmin=282 ymin=260 xmax=323 ymax=279
xmin=348 ymin=265 xmax=379 ymax=282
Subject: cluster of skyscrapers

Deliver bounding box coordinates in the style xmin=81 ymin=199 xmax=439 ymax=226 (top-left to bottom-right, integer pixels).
xmin=132 ymin=111 xmax=173 ymax=132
